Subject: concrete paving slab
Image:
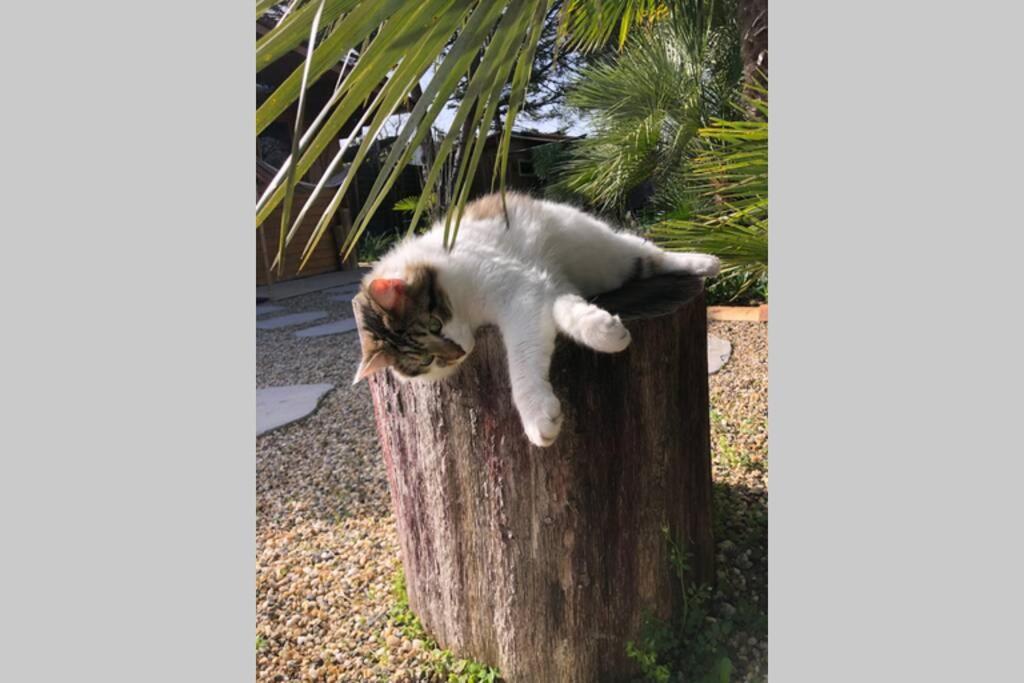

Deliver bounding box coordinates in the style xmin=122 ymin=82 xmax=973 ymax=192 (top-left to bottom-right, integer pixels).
xmin=256 ymin=304 xmax=287 ymax=317
xmin=256 ymin=311 xmax=328 ymax=330
xmin=324 ymin=284 xmax=360 ymax=295
xmin=256 ymin=268 xmax=368 ymax=301
xmin=708 ymin=334 xmax=732 ymax=374
xmin=257 ymin=383 xmax=334 ymax=436
xmin=294 ymin=318 xmax=358 ymax=338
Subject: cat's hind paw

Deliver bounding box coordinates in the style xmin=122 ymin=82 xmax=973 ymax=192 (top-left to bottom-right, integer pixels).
xmin=521 ymin=394 xmax=563 ymax=447
xmin=693 ymin=254 xmax=720 ymax=277
xmin=664 ymin=252 xmax=721 ymax=277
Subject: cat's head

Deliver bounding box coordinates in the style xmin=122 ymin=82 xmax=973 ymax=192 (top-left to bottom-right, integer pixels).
xmin=352 ymin=265 xmax=472 ymax=384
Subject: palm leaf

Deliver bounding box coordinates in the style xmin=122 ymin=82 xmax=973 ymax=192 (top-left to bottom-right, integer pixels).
xmin=557 ymin=0 xmax=742 ymax=210
xmin=300 ymin=10 xmax=467 ymax=269
xmin=256 ymin=0 xmax=280 ymax=20
xmin=341 ymin=0 xmax=548 ymax=258
xmin=256 ymin=0 xmax=411 ymax=136
xmin=256 ymin=0 xmax=356 ymax=73
xmin=650 ymin=92 xmax=768 ymax=277
xmin=558 ymin=0 xmax=671 ymax=51
xmin=257 ymin=0 xmax=459 ymax=228
xmin=257 ymin=0 xmax=652 ymax=267
xmin=274 ymin=0 xmax=470 ymax=269
xmin=275 ymin=0 xmax=327 ymax=277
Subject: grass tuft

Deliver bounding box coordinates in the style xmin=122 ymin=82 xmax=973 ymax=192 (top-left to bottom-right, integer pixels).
xmin=389 ymin=569 xmax=502 ymax=682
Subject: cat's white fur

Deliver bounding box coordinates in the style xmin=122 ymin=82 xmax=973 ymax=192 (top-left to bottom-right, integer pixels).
xmin=363 ymin=194 xmax=719 ymax=447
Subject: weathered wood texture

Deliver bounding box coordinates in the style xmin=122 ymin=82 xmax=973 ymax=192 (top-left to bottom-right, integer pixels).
xmin=256 ymin=164 xmax=356 ymax=286
xmin=366 ymin=274 xmax=714 ymax=682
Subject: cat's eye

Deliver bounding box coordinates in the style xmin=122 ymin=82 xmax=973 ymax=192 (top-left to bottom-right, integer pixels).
xmin=420 ymin=356 xmax=434 ymax=367
xmin=427 ymin=316 xmax=442 ymax=334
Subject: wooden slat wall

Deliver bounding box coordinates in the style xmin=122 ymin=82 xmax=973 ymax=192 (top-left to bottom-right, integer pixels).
xmin=256 ymin=184 xmax=348 ymax=286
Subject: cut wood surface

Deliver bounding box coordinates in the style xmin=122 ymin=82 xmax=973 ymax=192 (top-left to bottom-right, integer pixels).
xmin=708 ymin=304 xmax=768 ymax=322
xmin=366 ymin=274 xmax=715 ymax=682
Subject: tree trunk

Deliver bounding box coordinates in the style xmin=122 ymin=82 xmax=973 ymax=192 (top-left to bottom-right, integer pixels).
xmin=739 ymin=0 xmax=768 ymax=94
xmin=366 ymin=275 xmax=715 ymax=682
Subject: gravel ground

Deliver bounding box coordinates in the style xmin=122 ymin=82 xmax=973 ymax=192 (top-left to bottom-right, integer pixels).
xmin=707 ymin=321 xmax=768 ymax=680
xmin=256 ymin=293 xmax=768 ymax=682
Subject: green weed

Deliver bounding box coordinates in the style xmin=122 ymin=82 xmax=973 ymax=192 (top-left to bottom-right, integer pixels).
xmin=389 ymin=570 xmax=502 ymax=683
xmin=625 ymin=530 xmax=734 ymax=682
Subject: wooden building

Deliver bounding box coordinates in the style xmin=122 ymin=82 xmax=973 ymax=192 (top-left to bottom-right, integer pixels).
xmin=256 ymin=15 xmax=415 ymax=285
xmin=257 ymin=14 xmax=579 ymax=284
xmin=470 ymin=130 xmax=577 ymax=197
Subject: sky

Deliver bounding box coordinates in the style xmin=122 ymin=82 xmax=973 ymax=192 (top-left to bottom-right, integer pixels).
xmin=414 ymin=64 xmax=592 ymax=138
xmin=339 ymin=64 xmax=593 ymax=148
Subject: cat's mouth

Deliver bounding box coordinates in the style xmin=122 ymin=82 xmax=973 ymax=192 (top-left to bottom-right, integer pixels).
xmin=416 ymin=353 xmax=467 ymax=381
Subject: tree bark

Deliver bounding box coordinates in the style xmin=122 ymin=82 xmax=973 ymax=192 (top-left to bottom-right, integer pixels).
xmin=366 ymin=275 xmax=715 ymax=682
xmin=739 ymin=0 xmax=768 ymax=94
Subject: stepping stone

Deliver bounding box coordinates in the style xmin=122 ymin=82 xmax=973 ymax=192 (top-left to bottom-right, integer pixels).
xmin=256 ymin=303 xmax=287 ymax=317
xmin=294 ymin=318 xmax=358 ymax=338
xmin=324 ymin=284 xmax=360 ymax=295
xmin=257 ymin=383 xmax=334 ymax=436
xmin=256 ymin=311 xmax=328 ymax=330
xmin=707 ymin=334 xmax=732 ymax=374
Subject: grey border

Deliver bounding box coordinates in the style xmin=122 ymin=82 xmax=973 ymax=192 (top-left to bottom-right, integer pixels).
xmin=3 ymin=2 xmax=254 ymax=681
xmin=772 ymin=1 xmax=1023 ymax=680
xmin=6 ymin=2 xmax=1024 ymax=681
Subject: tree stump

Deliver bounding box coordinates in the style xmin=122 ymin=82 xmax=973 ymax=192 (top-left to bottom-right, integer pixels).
xmin=365 ymin=274 xmax=714 ymax=682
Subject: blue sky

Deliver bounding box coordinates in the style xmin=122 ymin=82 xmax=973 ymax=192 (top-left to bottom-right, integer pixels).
xmin=355 ymin=65 xmax=591 ymax=147
xmin=416 ymin=64 xmax=591 ymax=137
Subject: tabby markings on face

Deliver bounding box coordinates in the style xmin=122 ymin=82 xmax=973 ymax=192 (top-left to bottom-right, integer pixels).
xmin=353 ymin=265 xmax=466 ymax=382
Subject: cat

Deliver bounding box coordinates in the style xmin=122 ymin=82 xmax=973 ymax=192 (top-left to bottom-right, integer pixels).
xmin=352 ymin=192 xmax=719 ymax=447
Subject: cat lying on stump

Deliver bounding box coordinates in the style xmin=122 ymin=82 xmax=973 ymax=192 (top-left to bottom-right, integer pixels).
xmin=352 ymin=192 xmax=719 ymax=447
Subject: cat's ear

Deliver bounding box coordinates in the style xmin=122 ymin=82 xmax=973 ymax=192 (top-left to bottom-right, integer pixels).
xmin=353 ymin=349 xmax=393 ymax=384
xmin=367 ymin=278 xmax=408 ymax=315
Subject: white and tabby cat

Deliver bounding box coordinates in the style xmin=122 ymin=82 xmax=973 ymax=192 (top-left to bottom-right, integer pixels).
xmin=352 ymin=192 xmax=719 ymax=447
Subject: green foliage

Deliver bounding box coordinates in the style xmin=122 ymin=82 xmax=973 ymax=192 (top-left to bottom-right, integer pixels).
xmin=356 ymin=197 xmax=435 ymax=262
xmin=356 ymin=229 xmax=403 ymax=263
xmin=256 ymin=634 xmax=268 ymax=653
xmin=710 ymin=409 xmax=767 ymax=473
xmin=559 ymin=1 xmax=674 ymax=52
xmin=393 ymin=193 xmax=438 ymax=233
xmin=704 ymin=271 xmax=767 ymax=305
xmin=256 ymin=0 xmax=661 ymax=272
xmin=393 ymin=194 xmax=434 ymax=214
xmin=649 ymin=90 xmax=767 ymax=288
xmin=390 ymin=570 xmax=502 ymax=683
xmin=555 ymin=7 xmax=765 ymax=300
xmin=530 ymin=141 xmax=586 ymax=203
xmin=626 ymin=639 xmax=672 ymax=682
xmin=625 ymin=529 xmax=734 ymax=682
xmin=558 ymin=0 xmax=742 ymax=211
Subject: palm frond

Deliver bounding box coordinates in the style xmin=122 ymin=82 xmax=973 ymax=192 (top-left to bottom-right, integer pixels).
xmin=256 ymin=0 xmax=654 ymax=267
xmin=256 ymin=0 xmax=356 ymax=75
xmin=558 ymin=0 xmax=672 ymax=51
xmin=276 ymin=0 xmax=327 ymax=277
xmin=256 ymin=0 xmax=281 ymax=20
xmin=557 ymin=0 xmax=742 ymax=210
xmin=649 ymin=91 xmax=767 ymax=277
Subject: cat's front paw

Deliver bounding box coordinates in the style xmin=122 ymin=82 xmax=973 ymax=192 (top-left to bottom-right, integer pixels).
xmin=520 ymin=393 xmax=563 ymax=447
xmin=580 ymin=310 xmax=631 ymax=353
